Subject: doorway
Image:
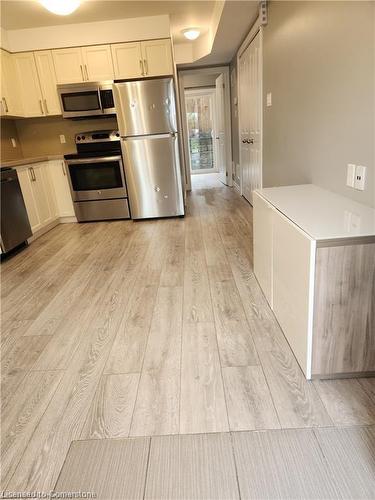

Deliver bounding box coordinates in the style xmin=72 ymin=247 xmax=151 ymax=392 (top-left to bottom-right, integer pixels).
xmin=178 ymin=66 xmax=232 ymax=191
xmin=185 ymin=88 xmax=218 ymax=175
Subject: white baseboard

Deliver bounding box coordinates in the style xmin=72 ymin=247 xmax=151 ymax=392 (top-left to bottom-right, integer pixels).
xmin=28 ymin=218 xmax=60 ymax=243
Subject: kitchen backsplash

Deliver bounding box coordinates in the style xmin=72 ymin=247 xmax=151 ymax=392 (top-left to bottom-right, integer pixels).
xmin=1 ymin=119 xmax=24 ymax=161
xmin=9 ymin=115 xmax=118 ymax=159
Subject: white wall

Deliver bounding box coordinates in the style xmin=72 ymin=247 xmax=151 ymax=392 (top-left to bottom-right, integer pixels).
xmin=262 ymin=1 xmax=375 ymax=207
xmin=4 ymin=15 xmax=170 ymax=52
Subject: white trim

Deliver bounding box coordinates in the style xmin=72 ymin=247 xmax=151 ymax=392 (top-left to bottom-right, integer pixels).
xmin=60 ymin=216 xmax=77 ymax=223
xmin=306 ymin=241 xmax=317 ymax=380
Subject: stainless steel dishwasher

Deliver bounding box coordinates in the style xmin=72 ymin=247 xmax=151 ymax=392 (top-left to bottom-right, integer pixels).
xmin=1 ymin=167 xmax=32 ymax=253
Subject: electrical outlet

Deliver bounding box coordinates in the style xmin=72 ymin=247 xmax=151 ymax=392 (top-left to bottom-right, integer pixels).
xmin=346 ymin=163 xmax=356 ymax=187
xmin=59 ymin=134 xmax=66 ymax=144
xmin=354 ymin=165 xmax=366 ymax=191
xmin=266 ymin=92 xmax=272 ymax=107
xmin=10 ymin=137 xmax=17 ymax=148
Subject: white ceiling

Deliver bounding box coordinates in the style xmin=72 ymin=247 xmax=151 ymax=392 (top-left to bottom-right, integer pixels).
xmin=0 ymin=0 xmax=215 ymax=43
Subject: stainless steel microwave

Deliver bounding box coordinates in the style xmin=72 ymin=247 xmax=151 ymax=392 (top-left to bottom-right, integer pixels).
xmin=57 ymin=81 xmax=116 ymax=118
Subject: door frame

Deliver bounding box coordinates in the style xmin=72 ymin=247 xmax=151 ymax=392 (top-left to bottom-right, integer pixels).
xmin=178 ymin=66 xmax=233 ymax=190
xmin=237 ymin=25 xmax=263 ymax=199
xmin=184 ymin=87 xmax=219 ymax=175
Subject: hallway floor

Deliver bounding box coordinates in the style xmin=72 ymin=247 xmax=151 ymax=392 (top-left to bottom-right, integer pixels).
xmin=1 ymin=173 xmax=374 ymax=496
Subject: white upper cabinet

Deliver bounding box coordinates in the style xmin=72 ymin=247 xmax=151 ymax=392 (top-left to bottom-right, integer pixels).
xmin=141 ymin=39 xmax=173 ymax=77
xmin=34 ymin=50 xmax=61 ymax=115
xmin=52 ymin=47 xmax=84 ymax=84
xmin=81 ymin=45 xmax=114 ymax=81
xmin=111 ymin=39 xmax=173 ymax=79
xmin=14 ymin=52 xmax=44 ymax=117
xmin=0 ymin=49 xmax=23 ymax=117
xmin=111 ymin=42 xmax=143 ymax=79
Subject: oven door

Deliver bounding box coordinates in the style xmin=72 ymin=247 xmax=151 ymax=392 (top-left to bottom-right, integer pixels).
xmin=58 ymin=83 xmax=103 ymax=118
xmin=66 ymin=156 xmax=127 ymax=201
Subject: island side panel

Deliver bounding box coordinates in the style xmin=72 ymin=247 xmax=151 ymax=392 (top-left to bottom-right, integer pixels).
xmin=312 ymin=242 xmax=375 ymax=377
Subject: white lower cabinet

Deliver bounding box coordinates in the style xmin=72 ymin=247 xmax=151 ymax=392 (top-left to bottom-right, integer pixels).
xmin=48 ymin=160 xmax=75 ymax=218
xmin=18 ymin=160 xmax=75 ymax=237
xmin=253 ymin=191 xmax=315 ymax=378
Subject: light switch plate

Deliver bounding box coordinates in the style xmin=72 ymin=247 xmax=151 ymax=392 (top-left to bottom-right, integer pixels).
xmin=354 ymin=165 xmax=366 ymax=190
xmin=59 ymin=134 xmax=66 ymax=144
xmin=346 ymin=163 xmax=356 ymax=187
xmin=266 ymin=92 xmax=272 ymax=107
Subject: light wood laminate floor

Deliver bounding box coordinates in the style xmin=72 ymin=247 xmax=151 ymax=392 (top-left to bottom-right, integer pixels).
xmin=1 ymin=174 xmax=374 ymax=493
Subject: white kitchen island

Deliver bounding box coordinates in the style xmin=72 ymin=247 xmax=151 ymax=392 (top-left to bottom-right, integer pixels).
xmin=253 ymin=184 xmax=375 ymax=379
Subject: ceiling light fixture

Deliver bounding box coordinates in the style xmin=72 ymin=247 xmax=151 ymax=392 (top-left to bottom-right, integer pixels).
xmin=182 ymin=28 xmax=201 ymax=41
xmin=39 ymin=0 xmax=81 ymax=16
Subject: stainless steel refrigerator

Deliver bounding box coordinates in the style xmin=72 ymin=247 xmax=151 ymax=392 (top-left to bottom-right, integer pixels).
xmin=113 ymin=78 xmax=184 ymax=219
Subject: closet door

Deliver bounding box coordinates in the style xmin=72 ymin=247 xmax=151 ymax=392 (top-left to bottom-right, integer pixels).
xmin=239 ymin=44 xmax=251 ymax=202
xmin=239 ymin=31 xmax=262 ymax=205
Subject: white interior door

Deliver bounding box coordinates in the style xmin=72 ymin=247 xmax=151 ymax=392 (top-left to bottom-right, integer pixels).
xmin=239 ymin=31 xmax=262 ymax=204
xmin=215 ymin=74 xmax=227 ymax=185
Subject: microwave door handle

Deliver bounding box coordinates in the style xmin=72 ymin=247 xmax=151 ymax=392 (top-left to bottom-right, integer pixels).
xmin=97 ymin=87 xmax=104 ymax=113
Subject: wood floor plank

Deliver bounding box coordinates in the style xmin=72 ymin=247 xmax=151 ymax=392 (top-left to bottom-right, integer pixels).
xmin=130 ymin=286 xmax=183 ymax=437
xmin=201 ymin=211 xmax=233 ymax=282
xmin=55 ymin=437 xmax=150 ymax=500
xmin=232 ymin=428 xmax=339 ymax=499
xmin=145 ymin=433 xmax=239 ymax=499
xmin=313 ymin=379 xmax=375 ymax=426
xmin=81 ymin=373 xmax=139 ymax=439
xmin=210 ymin=279 xmax=259 ymax=367
xmin=1 ymin=370 xmax=64 ymax=488
xmin=180 ymin=322 xmax=229 ymax=434
xmin=314 ymin=426 xmax=375 ymax=499
xmin=105 ymin=284 xmax=158 ymax=374
xmin=160 ymin=219 xmax=185 ymax=287
xmin=260 ymin=349 xmax=333 ymax=428
xmin=222 ymin=366 xmax=280 ymax=431
xmin=1 ymin=370 xmax=27 ymax=410
xmin=1 ymin=334 xmax=50 ymax=374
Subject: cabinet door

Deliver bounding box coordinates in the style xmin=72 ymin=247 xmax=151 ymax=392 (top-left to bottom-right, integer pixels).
xmin=31 ymin=163 xmax=57 ymax=226
xmin=0 ymin=50 xmax=23 ymax=116
xmin=52 ymin=47 xmax=84 ymax=84
xmin=81 ymin=45 xmax=114 ymax=81
xmin=272 ymin=210 xmax=315 ymax=378
xmin=34 ymin=50 xmax=61 ymax=115
xmin=141 ymin=39 xmax=173 ymax=77
xmin=14 ymin=52 xmax=44 ymax=117
xmin=253 ymin=192 xmax=273 ymax=306
xmin=111 ymin=42 xmax=143 ymax=79
xmin=17 ymin=168 xmax=41 ymax=233
xmin=48 ymin=160 xmax=75 ymax=217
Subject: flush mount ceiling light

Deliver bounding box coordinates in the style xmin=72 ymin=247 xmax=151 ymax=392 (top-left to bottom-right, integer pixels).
xmin=39 ymin=0 xmax=81 ymax=16
xmin=182 ymin=28 xmax=201 ymax=41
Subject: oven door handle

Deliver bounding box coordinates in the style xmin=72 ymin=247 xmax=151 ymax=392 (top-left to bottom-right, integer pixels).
xmin=66 ymin=156 xmax=123 ymax=165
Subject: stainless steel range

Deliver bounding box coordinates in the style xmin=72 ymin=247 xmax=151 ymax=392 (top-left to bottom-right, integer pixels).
xmin=64 ymin=130 xmax=130 ymax=222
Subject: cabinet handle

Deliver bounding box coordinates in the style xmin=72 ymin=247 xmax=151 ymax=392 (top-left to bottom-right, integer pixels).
xmin=3 ymin=97 xmax=8 ymax=113
xmin=29 ymin=167 xmax=36 ymax=182
xmin=39 ymin=99 xmax=44 ymax=114
xmin=61 ymin=162 xmax=66 ymax=176
xmin=85 ymin=65 xmax=89 ymax=81
xmin=43 ymin=99 xmax=49 ymax=114
xmin=139 ymin=59 xmax=144 ymax=76
xmin=143 ymin=59 xmax=148 ymax=75
xmin=80 ymin=64 xmax=85 ymax=81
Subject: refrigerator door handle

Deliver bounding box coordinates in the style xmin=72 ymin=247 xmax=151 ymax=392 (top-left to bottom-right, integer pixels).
xmin=123 ymin=133 xmax=177 ymax=141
